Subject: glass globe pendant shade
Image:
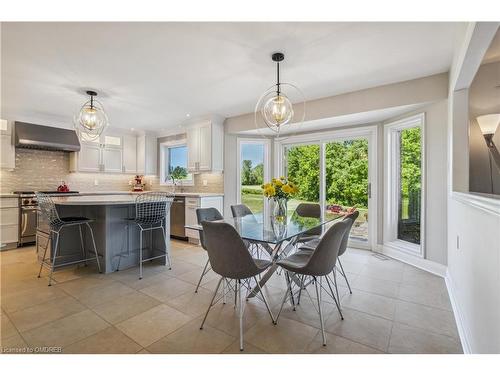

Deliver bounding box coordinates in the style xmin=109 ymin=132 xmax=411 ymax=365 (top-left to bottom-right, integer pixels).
xmin=262 ymin=93 xmax=294 ymax=128
xmin=74 ymin=91 xmax=108 ymax=141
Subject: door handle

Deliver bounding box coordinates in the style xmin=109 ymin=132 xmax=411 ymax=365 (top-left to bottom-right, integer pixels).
xmin=367 ymin=183 xmax=372 ymax=199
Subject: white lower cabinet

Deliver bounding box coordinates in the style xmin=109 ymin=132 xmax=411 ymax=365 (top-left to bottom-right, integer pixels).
xmin=0 ymin=198 xmax=18 ymax=250
xmin=185 ymin=196 xmax=224 ymax=243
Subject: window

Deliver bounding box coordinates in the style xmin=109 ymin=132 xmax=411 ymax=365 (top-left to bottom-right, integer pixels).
xmin=384 ymin=113 xmax=425 ymax=256
xmin=237 ymin=139 xmax=270 ymax=215
xmin=160 ymin=142 xmax=193 ymax=185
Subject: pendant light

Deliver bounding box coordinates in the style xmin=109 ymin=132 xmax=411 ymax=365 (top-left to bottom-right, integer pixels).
xmin=74 ymin=90 xmax=109 ymax=141
xmin=255 ymin=52 xmax=305 ymax=137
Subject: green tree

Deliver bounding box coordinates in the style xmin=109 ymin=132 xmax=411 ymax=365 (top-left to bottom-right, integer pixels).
xmin=241 ymin=159 xmax=253 ymax=185
xmin=286 ymin=144 xmax=320 ymax=201
xmin=251 ymin=163 xmax=264 ymax=185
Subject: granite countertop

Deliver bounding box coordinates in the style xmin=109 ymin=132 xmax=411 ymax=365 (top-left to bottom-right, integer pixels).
xmin=77 ymin=191 xmax=224 ymax=197
xmin=53 ymin=194 xmax=138 ymax=205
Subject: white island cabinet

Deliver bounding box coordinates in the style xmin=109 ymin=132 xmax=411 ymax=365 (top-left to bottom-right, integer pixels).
xmin=186 ymin=120 xmax=223 ymax=173
xmin=185 ymin=195 xmax=224 ymax=243
xmin=0 ymin=196 xmax=19 ymax=250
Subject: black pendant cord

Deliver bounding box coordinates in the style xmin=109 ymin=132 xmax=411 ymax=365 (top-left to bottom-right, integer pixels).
xmin=90 ymin=94 xmax=94 ymax=110
xmin=276 ymin=61 xmax=281 ymax=96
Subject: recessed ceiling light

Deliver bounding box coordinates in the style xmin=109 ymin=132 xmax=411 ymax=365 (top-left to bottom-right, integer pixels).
xmin=130 ymin=128 xmax=135 ymax=131
xmin=186 ymin=114 xmax=191 ymax=117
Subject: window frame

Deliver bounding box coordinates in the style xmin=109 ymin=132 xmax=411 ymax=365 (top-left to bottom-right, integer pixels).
xmin=159 ymin=140 xmax=194 ymax=186
xmin=383 ymin=113 xmax=426 ymax=258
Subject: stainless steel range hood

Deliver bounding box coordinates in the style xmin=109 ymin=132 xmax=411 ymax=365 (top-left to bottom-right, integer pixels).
xmin=15 ymin=122 xmax=81 ymax=152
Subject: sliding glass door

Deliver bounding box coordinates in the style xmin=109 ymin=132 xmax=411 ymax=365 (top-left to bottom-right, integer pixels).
xmin=277 ymin=127 xmax=376 ymax=249
xmin=325 ymin=138 xmax=370 ymax=244
xmin=284 ymin=144 xmax=320 ymax=218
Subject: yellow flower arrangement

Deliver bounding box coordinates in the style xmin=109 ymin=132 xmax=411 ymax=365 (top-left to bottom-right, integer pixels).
xmin=261 ymin=176 xmax=298 ymax=201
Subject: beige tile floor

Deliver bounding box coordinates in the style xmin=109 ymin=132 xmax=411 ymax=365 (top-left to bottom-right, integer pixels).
xmin=0 ymin=240 xmax=462 ymax=354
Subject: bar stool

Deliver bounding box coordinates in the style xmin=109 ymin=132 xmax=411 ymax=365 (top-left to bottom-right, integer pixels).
xmin=36 ymin=193 xmax=102 ymax=286
xmin=132 ymin=191 xmax=174 ymax=279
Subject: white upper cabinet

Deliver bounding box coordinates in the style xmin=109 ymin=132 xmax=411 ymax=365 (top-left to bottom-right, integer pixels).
xmin=122 ymin=135 xmax=137 ymax=173
xmin=136 ymin=133 xmax=157 ymax=175
xmin=70 ymin=131 xmax=124 ymax=173
xmin=0 ymin=120 xmax=15 ymax=170
xmin=186 ymin=120 xmax=223 ymax=173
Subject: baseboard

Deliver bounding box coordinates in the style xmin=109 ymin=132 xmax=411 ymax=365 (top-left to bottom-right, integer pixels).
xmin=375 ymin=244 xmax=447 ymax=277
xmin=445 ymin=272 xmax=472 ymax=354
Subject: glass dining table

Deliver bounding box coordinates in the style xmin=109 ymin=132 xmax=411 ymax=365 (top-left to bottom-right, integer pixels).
xmin=185 ymin=211 xmax=344 ymax=298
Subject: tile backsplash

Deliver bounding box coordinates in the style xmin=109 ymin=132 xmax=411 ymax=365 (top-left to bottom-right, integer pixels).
xmin=0 ymin=148 xmax=224 ymax=194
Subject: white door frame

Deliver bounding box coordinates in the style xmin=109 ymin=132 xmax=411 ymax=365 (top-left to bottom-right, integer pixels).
xmin=236 ymin=137 xmax=272 ymax=216
xmin=274 ymin=125 xmax=378 ymax=250
xmin=383 ymin=113 xmax=426 ymax=258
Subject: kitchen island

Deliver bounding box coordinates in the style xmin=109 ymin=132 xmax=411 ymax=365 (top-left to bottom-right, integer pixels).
xmin=36 ymin=194 xmax=170 ymax=274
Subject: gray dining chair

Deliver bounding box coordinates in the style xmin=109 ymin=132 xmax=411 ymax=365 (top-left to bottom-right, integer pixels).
xmin=293 ymin=203 xmax=322 ymax=243
xmin=230 ymin=204 xmax=253 ymax=218
xmin=195 ymin=207 xmax=223 ymax=293
xmin=199 ymin=221 xmax=275 ymax=351
xmin=36 ymin=192 xmax=101 ymax=286
xmin=230 ymin=204 xmax=264 ymax=258
xmin=132 ymin=192 xmax=174 ymax=279
xmin=274 ymin=220 xmax=350 ymax=346
xmin=300 ymin=210 xmax=359 ymax=297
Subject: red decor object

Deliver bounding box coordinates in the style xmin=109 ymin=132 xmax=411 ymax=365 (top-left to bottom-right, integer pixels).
xmin=57 ymin=181 xmax=69 ymax=192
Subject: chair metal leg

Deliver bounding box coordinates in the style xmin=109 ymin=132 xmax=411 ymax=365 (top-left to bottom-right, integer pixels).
xmin=38 ymin=234 xmax=50 ymax=278
xmin=325 ymin=274 xmax=344 ymax=320
xmin=195 ymin=258 xmax=210 ymax=293
xmin=274 ymin=272 xmax=292 ymax=325
xmin=78 ymin=225 xmax=87 ymax=267
xmin=160 ymin=225 xmax=172 ymax=270
xmin=139 ymin=228 xmax=143 ymax=279
xmin=253 ymin=276 xmax=275 ymax=323
xmin=284 ymin=271 xmax=296 ymax=310
xmin=297 ymin=275 xmax=305 ymax=305
xmin=314 ymin=277 xmax=327 ymax=346
xmin=48 ymin=232 xmax=60 ymax=286
xmin=200 ymin=277 xmax=223 ymax=330
xmin=338 ymin=258 xmax=352 ymax=294
xmin=332 ymin=268 xmax=340 ymax=302
xmin=222 ymin=278 xmax=226 ymax=304
xmin=86 ymin=223 xmax=101 ymax=274
xmin=238 ymin=279 xmax=244 ymax=351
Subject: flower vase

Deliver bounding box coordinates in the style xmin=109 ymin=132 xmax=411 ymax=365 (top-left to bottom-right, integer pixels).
xmin=273 ymin=198 xmax=288 ymax=224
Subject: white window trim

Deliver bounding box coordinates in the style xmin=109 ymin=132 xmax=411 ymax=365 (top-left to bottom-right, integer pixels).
xmin=383 ymin=113 xmax=426 ymax=258
xmin=274 ymin=125 xmax=378 ymax=250
xmin=236 ymin=137 xmax=271 ymax=216
xmin=159 ymin=140 xmax=194 ymax=186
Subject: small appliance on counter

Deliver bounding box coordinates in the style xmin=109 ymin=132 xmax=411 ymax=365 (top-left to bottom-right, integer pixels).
xmin=131 ymin=175 xmax=146 ymax=192
xmin=57 ymin=181 xmax=70 ymax=192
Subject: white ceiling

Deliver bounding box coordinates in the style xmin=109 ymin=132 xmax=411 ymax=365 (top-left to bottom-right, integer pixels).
xmin=1 ymin=22 xmax=460 ymax=132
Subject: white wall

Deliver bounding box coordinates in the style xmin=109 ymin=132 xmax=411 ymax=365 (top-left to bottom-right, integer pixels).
xmin=446 ymin=22 xmax=500 ymax=353
xmin=447 ymin=194 xmax=500 ymax=353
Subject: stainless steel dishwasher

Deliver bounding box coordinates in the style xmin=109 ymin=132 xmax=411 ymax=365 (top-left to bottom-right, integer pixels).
xmin=170 ymin=196 xmax=187 ymax=240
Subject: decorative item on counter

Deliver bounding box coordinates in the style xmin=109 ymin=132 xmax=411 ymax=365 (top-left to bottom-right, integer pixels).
xmin=131 ymin=175 xmax=146 ymax=192
xmin=57 ymin=181 xmax=70 ymax=192
xmin=262 ymin=176 xmax=298 ymax=224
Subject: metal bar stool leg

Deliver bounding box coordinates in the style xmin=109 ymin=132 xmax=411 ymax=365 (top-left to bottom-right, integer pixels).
xmin=314 ymin=276 xmax=327 ymax=346
xmin=139 ymin=228 xmax=143 ymax=279
xmin=48 ymin=231 xmax=60 ymax=286
xmin=85 ymin=223 xmax=101 ymax=273
xmin=38 ymin=234 xmax=50 ymax=278
xmin=78 ymin=224 xmax=87 ymax=267
xmin=160 ymin=225 xmax=171 ymax=270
